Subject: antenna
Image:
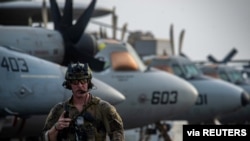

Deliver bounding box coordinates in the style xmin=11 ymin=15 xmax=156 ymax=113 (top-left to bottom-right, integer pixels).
xmin=112 ymin=7 xmax=117 ymax=39
xmin=178 ymin=29 xmax=185 ymax=55
xmin=169 ymin=24 xmax=175 ymax=55
xmin=41 ymin=0 xmax=48 ymax=28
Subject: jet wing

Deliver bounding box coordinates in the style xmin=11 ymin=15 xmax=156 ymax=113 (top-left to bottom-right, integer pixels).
xmin=0 ymin=1 xmax=112 ymax=25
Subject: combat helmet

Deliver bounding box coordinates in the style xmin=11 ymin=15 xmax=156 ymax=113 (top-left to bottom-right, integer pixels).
xmin=63 ymin=62 xmax=93 ymax=89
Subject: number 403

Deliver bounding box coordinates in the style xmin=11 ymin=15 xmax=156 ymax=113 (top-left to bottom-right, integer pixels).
xmin=1 ymin=57 xmax=29 ymax=72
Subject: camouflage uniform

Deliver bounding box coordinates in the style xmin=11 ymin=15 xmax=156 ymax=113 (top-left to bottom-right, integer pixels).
xmin=42 ymin=94 xmax=124 ymax=141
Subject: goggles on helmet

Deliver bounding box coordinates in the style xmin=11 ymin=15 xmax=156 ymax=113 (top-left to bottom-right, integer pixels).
xmin=65 ymin=62 xmax=92 ymax=80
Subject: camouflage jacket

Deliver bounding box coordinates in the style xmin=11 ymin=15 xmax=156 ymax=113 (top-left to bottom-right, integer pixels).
xmin=42 ymin=95 xmax=124 ymax=141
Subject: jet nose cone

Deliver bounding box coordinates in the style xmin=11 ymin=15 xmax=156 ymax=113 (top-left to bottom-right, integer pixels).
xmin=156 ymin=71 xmax=198 ymax=113
xmin=241 ymin=91 xmax=250 ymax=107
xmin=91 ymin=78 xmax=126 ymax=105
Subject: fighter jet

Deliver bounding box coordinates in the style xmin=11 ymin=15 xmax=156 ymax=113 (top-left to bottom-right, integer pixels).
xmin=0 ymin=45 xmax=125 ymax=139
xmin=199 ymin=48 xmax=250 ymax=124
xmin=142 ymin=25 xmax=250 ymax=124
xmin=90 ymin=38 xmax=198 ymax=129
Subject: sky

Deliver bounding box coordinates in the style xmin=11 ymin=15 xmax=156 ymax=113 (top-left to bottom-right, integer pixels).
xmin=83 ymin=0 xmax=250 ymax=62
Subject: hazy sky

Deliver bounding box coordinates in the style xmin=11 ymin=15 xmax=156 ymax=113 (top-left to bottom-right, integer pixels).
xmin=85 ymin=0 xmax=250 ymax=61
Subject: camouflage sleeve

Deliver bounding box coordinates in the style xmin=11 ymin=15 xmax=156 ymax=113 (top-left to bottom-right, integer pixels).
xmin=100 ymin=100 xmax=125 ymax=141
xmin=41 ymin=103 xmax=64 ymax=140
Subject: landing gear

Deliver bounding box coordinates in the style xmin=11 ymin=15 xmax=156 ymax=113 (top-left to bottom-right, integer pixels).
xmin=138 ymin=121 xmax=173 ymax=141
xmin=155 ymin=121 xmax=172 ymax=141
